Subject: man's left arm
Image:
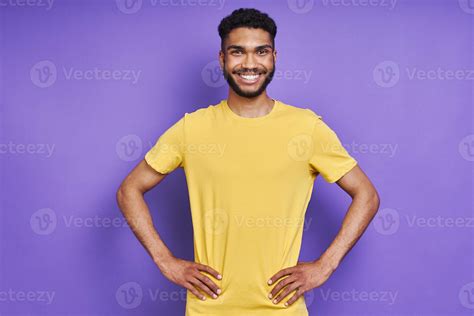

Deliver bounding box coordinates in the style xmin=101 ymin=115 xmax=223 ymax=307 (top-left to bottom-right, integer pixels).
xmin=267 ymin=165 xmax=380 ymax=307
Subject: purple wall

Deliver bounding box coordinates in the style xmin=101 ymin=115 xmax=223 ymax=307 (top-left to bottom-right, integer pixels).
xmin=1 ymin=0 xmax=473 ymax=315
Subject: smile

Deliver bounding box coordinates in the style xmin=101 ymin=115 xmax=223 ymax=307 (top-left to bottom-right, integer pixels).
xmin=237 ymin=73 xmax=261 ymax=84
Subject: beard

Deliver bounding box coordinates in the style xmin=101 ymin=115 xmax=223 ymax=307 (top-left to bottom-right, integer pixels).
xmin=222 ymin=60 xmax=276 ymax=99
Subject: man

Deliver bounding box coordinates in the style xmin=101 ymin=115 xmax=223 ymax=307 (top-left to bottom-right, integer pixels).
xmin=116 ymin=8 xmax=380 ymax=316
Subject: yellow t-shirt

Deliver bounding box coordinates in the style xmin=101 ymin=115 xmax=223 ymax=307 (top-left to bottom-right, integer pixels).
xmin=145 ymin=98 xmax=358 ymax=316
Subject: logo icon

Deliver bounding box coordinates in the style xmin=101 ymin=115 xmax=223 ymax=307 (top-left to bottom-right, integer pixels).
xmin=116 ymin=281 xmax=143 ymax=309
xmin=30 ymin=60 xmax=57 ymax=88
xmin=373 ymin=61 xmax=400 ymax=88
xmin=459 ymin=282 xmax=474 ymax=309
xmin=116 ymin=134 xmax=143 ymax=162
xmin=458 ymin=0 xmax=474 ymax=14
xmin=287 ymin=0 xmax=314 ymax=14
xmin=288 ymin=134 xmax=313 ymax=161
xmin=116 ymin=0 xmax=143 ymax=14
xmin=373 ymin=208 xmax=400 ymax=235
xmin=458 ymin=134 xmax=474 ymax=162
xmin=30 ymin=208 xmax=57 ymax=235
xmin=201 ymin=60 xmax=226 ymax=88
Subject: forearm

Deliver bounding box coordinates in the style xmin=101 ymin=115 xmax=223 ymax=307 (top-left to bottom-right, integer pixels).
xmin=116 ymin=187 xmax=174 ymax=269
xmin=318 ymin=191 xmax=380 ymax=271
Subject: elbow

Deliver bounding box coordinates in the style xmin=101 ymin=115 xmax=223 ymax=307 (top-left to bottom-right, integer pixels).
xmin=370 ymin=188 xmax=381 ymax=215
xmin=116 ymin=181 xmax=132 ymax=209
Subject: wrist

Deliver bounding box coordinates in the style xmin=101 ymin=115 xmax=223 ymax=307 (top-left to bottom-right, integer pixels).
xmin=154 ymin=253 xmax=175 ymax=271
xmin=317 ymin=253 xmax=340 ymax=273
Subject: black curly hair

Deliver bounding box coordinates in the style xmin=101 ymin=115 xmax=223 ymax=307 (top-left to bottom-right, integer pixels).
xmin=218 ymin=8 xmax=277 ymax=52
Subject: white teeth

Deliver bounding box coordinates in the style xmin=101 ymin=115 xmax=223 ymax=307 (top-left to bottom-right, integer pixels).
xmin=240 ymin=74 xmax=259 ymax=80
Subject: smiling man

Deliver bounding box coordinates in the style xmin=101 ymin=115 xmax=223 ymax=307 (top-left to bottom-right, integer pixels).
xmin=117 ymin=8 xmax=380 ymax=316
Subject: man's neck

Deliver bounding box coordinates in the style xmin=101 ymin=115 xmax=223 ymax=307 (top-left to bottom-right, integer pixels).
xmin=226 ymin=91 xmax=275 ymax=118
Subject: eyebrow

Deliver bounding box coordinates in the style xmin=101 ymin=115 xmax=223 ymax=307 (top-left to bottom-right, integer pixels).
xmin=226 ymin=44 xmax=274 ymax=52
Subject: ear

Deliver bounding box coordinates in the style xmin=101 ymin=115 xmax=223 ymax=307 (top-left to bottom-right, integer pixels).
xmin=219 ymin=50 xmax=224 ymax=70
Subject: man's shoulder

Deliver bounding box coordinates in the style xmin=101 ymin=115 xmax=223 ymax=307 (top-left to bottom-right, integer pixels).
xmin=181 ymin=100 xmax=222 ymax=122
xmin=277 ymin=99 xmax=323 ymax=123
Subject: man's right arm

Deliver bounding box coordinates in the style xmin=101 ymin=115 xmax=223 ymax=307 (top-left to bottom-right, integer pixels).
xmin=116 ymin=159 xmax=222 ymax=301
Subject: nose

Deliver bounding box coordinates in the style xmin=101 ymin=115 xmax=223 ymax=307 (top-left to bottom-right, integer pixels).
xmin=242 ymin=53 xmax=257 ymax=69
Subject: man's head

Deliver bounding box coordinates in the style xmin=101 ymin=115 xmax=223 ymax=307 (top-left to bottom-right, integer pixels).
xmin=218 ymin=8 xmax=277 ymax=98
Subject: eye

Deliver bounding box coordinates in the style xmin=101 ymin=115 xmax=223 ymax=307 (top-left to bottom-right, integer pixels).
xmin=231 ymin=50 xmax=243 ymax=56
xmin=258 ymin=49 xmax=270 ymax=56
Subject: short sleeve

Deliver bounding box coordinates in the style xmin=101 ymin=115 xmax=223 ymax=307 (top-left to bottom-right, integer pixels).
xmin=309 ymin=117 xmax=357 ymax=183
xmin=144 ymin=117 xmax=185 ymax=174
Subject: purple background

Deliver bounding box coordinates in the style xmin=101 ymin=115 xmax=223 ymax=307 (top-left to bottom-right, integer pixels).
xmin=1 ymin=0 xmax=473 ymax=315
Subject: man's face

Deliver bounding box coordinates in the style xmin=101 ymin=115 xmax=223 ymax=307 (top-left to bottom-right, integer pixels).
xmin=219 ymin=27 xmax=276 ymax=98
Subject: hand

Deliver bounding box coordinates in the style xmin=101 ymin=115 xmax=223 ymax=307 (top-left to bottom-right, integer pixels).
xmin=158 ymin=256 xmax=222 ymax=301
xmin=267 ymin=259 xmax=334 ymax=307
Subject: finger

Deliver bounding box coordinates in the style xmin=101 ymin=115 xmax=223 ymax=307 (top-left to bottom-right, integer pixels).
xmin=269 ymin=276 xmax=295 ymax=299
xmin=190 ymin=276 xmax=216 ymax=299
xmin=273 ymin=282 xmax=301 ymax=304
xmin=268 ymin=267 xmax=294 ymax=285
xmin=195 ymin=272 xmax=221 ymax=298
xmin=196 ymin=263 xmax=222 ymax=280
xmin=185 ymin=282 xmax=206 ymax=301
xmin=285 ymin=287 xmax=305 ymax=307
